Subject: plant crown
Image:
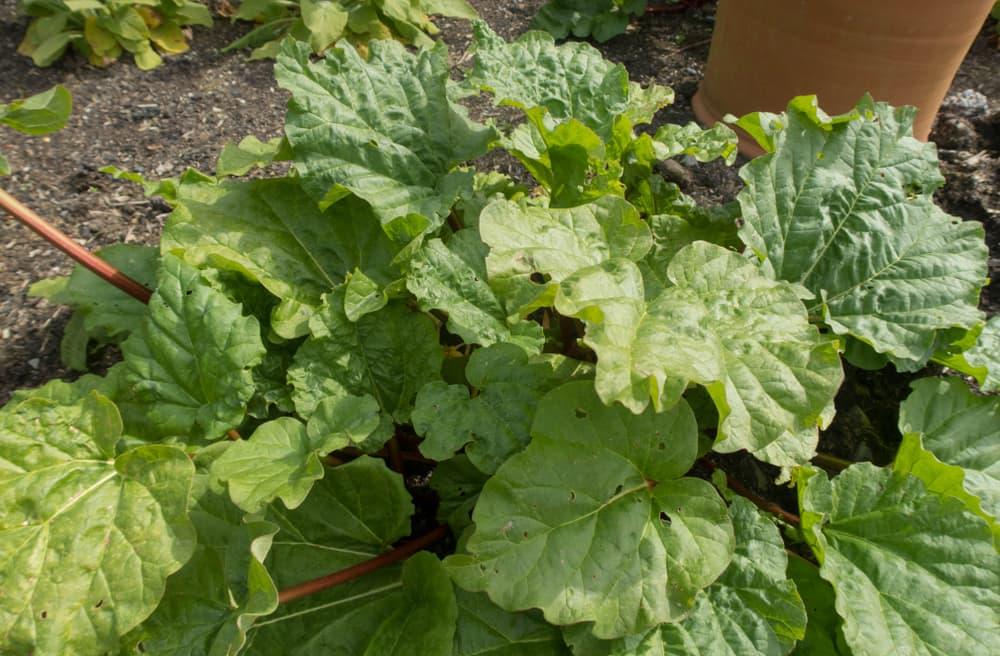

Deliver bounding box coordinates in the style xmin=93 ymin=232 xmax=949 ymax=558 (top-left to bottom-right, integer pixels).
xmin=3 ymin=23 xmax=1000 ymax=656
xmin=223 ymin=0 xmax=478 ymax=60
xmin=17 ymin=0 xmax=212 ymax=69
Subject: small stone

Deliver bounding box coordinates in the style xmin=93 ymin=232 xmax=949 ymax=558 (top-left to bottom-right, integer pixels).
xmin=27 ymin=358 xmax=40 ymax=369
xmin=942 ymin=89 xmax=989 ymax=118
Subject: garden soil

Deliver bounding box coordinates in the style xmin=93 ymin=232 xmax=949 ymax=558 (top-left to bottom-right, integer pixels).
xmin=1 ymin=0 xmax=998 ymax=407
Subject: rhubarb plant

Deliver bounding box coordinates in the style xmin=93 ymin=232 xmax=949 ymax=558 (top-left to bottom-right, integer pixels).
xmin=17 ymin=0 xmax=213 ymax=69
xmin=223 ymin=0 xmax=478 ymax=60
xmin=2 ymin=22 xmax=998 ymax=656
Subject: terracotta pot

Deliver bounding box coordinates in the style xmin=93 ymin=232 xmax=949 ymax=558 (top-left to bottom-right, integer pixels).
xmin=692 ymin=0 xmax=995 ymax=157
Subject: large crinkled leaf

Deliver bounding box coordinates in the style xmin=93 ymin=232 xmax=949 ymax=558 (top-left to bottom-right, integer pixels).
xmin=121 ymin=254 xmax=266 ymax=440
xmin=966 ymin=315 xmax=1000 ymax=391
xmin=412 ymin=343 xmax=587 ymax=473
xmin=275 ymin=38 xmax=495 ymax=229
xmin=531 ymin=0 xmax=648 ymax=44
xmin=655 ymin=497 xmax=806 ymax=655
xmin=565 ymin=497 xmax=806 ymax=656
xmin=406 ymin=233 xmax=542 ymax=351
xmin=469 ymin=21 xmax=661 ymax=140
xmin=247 ymin=552 xmax=456 ymax=656
xmin=479 ymin=196 xmax=651 ymax=317
xmin=454 ymin=589 xmax=571 ymax=656
xmin=448 ymin=381 xmax=734 ymax=639
xmin=244 ymin=459 xmax=454 ymax=654
xmin=555 ymin=242 xmax=842 ymax=467
xmin=287 ymin=290 xmax=442 ymax=422
xmin=896 ymin=377 xmax=999 ymax=532
xmin=738 ymin=96 xmax=987 ymax=370
xmin=28 ymin=243 xmax=157 ymax=348
xmin=798 ymin=464 xmax=1000 ymax=656
xmin=0 ymin=394 xmax=196 ymax=655
xmin=126 ymin=445 xmax=279 ymax=656
xmin=164 ymin=178 xmax=402 ymax=338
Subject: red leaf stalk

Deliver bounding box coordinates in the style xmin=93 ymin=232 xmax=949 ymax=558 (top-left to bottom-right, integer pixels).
xmin=277 ymin=524 xmax=450 ymax=604
xmin=0 ymin=188 xmax=152 ymax=304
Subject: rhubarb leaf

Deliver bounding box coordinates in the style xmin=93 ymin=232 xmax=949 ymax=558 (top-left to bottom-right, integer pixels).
xmin=555 ymin=242 xmax=842 ymax=467
xmin=0 ymin=394 xmax=196 ymax=655
xmin=122 ymin=254 xmax=266 ymax=440
xmin=449 ymin=381 xmax=733 ymax=639
xmin=798 ymin=464 xmax=1000 ymax=656
xmin=966 ymin=315 xmax=1000 ymax=391
xmin=897 ymin=377 xmax=999 ymax=533
xmin=276 ymin=38 xmax=495 ymax=228
xmin=738 ymin=96 xmax=987 ymax=370
xmin=412 ymin=343 xmax=586 ymax=473
xmin=287 ymin=291 xmax=442 ymax=422
xmin=454 ymin=589 xmax=571 ymax=656
xmin=126 ymin=445 xmax=279 ymax=656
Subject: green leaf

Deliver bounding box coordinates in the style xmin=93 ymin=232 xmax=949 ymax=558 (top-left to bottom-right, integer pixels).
xmin=655 ymin=497 xmax=806 ymax=654
xmin=243 ymin=459 xmax=449 ymax=655
xmin=897 ymin=377 xmax=999 ymax=532
xmin=738 ymin=96 xmax=988 ymax=370
xmin=454 ymin=589 xmax=571 ymax=656
xmin=407 ymin=234 xmax=541 ymax=350
xmin=653 ymin=122 xmax=738 ymax=165
xmin=126 ymin=446 xmax=279 ymax=656
xmin=164 ymin=178 xmax=402 ymax=338
xmin=344 ymin=268 xmax=389 ymax=322
xmin=213 ymin=418 xmax=326 ymax=513
xmin=555 ymin=242 xmax=842 ymax=468
xmin=479 ymin=196 xmax=652 ymax=312
xmin=0 ymin=151 xmax=9 ymax=175
xmin=29 ymin=243 xmax=158 ymax=367
xmin=449 ymin=381 xmax=734 ymax=639
xmin=0 ymin=84 xmax=71 ymax=134
xmin=565 ymin=497 xmax=806 ymax=656
xmin=787 ymin=554 xmax=850 ymax=656
xmin=966 ymin=315 xmax=1000 ymax=391
xmin=288 ymin=290 xmax=442 ymax=421
xmin=246 ymin=552 xmax=456 ymax=655
xmin=0 ymin=394 xmax=196 ymax=655
xmin=299 ymin=0 xmax=348 ymax=52
xmin=412 ymin=343 xmax=587 ymax=473
xmin=121 ymin=254 xmax=266 ymax=440
xmin=798 ymin=464 xmax=1000 ymax=656
xmin=275 ymin=38 xmax=496 ymax=227
xmin=469 ymin=21 xmax=639 ymax=140
xmin=531 ymin=0 xmax=647 ymax=43
xmin=306 ymin=392 xmax=381 ymax=449
xmin=215 ymin=135 xmax=287 ymax=177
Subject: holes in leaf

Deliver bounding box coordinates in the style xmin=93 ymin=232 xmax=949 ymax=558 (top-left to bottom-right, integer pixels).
xmin=529 ymin=272 xmax=551 ymax=284
xmin=185 ymin=290 xmax=192 ymax=296
xmin=659 ymin=511 xmax=671 ymax=527
xmin=569 ymin=490 xmax=577 ymax=501
xmin=613 ymin=484 xmax=624 ymax=496
xmin=657 ymin=442 xmax=666 ymax=450
xmin=95 ymin=599 xmax=104 ymax=609
xmin=40 ymin=611 xmax=47 ymax=619
xmin=574 ymin=407 xmax=588 ymax=419
xmin=522 ymin=531 xmax=529 ymax=539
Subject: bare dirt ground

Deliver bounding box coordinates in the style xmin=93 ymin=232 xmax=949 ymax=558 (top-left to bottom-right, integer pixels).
xmin=1 ymin=0 xmax=998 ymax=403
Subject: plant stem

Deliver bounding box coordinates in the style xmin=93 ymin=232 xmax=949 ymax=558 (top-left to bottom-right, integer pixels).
xmin=700 ymin=459 xmax=801 ymax=525
xmin=0 ymin=187 xmax=152 ymax=304
xmin=812 ymin=452 xmax=852 ymax=471
xmin=277 ymin=524 xmax=450 ymax=604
